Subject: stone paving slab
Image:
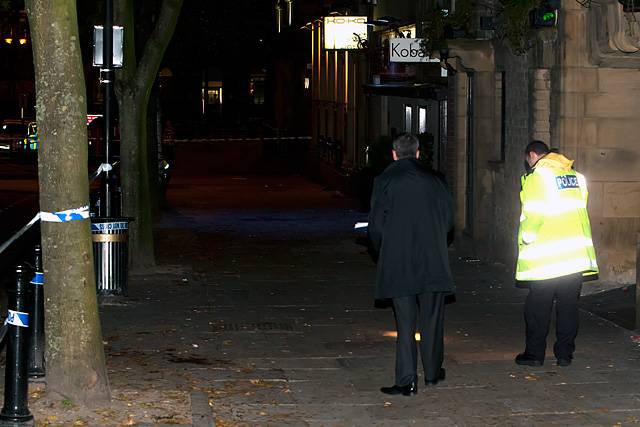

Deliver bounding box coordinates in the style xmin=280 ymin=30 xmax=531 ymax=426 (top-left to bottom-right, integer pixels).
xmin=95 ymin=175 xmax=640 ymax=426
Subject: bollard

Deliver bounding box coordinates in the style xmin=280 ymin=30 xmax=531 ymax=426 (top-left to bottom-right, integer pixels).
xmin=0 ymin=266 xmax=34 ymax=425
xmin=28 ymin=245 xmax=45 ymax=378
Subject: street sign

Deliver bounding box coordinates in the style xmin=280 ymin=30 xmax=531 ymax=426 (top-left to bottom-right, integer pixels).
xmin=92 ymin=26 xmax=124 ymax=67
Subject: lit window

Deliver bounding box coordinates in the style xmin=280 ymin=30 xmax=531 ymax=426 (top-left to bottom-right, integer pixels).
xmin=419 ymin=107 xmax=427 ymax=134
xmin=404 ymin=105 xmax=413 ymax=132
xmin=207 ymin=88 xmax=222 ymax=105
xmin=203 ymin=80 xmax=223 ymax=109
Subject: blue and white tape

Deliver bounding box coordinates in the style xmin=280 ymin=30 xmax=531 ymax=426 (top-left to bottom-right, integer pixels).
xmin=40 ymin=205 xmax=89 ymax=223
xmin=31 ymin=272 xmax=44 ymax=286
xmin=6 ymin=310 xmax=29 ymax=328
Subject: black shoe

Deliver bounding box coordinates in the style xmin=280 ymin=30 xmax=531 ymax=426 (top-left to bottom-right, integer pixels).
xmin=515 ymin=353 xmax=543 ymax=366
xmin=425 ymin=368 xmax=446 ymax=386
xmin=380 ymin=381 xmax=418 ymax=396
xmin=556 ymin=358 xmax=572 ymax=367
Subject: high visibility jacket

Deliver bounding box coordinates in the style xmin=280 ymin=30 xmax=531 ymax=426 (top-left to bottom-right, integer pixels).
xmin=516 ymin=153 xmax=598 ymax=282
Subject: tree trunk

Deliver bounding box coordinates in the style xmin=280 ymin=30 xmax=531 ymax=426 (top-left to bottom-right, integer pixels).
xmin=26 ymin=0 xmax=110 ymax=405
xmin=120 ymin=93 xmax=155 ymax=267
xmin=147 ymin=82 xmax=160 ymax=219
xmin=115 ymin=0 xmax=183 ymax=270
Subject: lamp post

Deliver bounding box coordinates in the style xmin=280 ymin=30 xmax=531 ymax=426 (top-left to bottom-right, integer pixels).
xmin=101 ymin=0 xmax=115 ymax=217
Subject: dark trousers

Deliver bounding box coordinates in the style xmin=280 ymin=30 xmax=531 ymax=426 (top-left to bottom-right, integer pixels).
xmin=392 ymin=292 xmax=445 ymax=386
xmin=524 ymin=273 xmax=582 ymax=361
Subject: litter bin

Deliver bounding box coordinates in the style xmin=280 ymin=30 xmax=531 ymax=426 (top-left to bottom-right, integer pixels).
xmin=91 ymin=218 xmax=131 ymax=295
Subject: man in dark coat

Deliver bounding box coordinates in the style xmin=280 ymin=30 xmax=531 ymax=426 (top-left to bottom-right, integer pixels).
xmin=368 ymin=133 xmax=454 ymax=396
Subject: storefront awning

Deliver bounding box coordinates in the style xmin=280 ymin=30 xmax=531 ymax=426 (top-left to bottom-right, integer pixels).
xmin=362 ymin=80 xmax=447 ymax=100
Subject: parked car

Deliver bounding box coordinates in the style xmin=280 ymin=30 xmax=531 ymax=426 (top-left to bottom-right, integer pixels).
xmin=0 ymin=119 xmax=30 ymax=155
xmin=9 ymin=115 xmax=114 ymax=161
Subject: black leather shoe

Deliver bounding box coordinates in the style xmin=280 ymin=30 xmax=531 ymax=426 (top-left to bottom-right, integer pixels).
xmin=556 ymin=358 xmax=572 ymax=367
xmin=380 ymin=381 xmax=418 ymax=396
xmin=515 ymin=353 xmax=543 ymax=366
xmin=425 ymin=368 xmax=446 ymax=386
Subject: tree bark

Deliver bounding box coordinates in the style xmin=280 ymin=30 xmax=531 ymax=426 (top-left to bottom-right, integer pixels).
xmin=120 ymin=92 xmax=155 ymax=266
xmin=115 ymin=0 xmax=183 ymax=269
xmin=25 ymin=0 xmax=110 ymax=405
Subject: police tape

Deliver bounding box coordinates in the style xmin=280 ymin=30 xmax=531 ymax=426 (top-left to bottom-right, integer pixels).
xmin=0 ymin=205 xmax=90 ymax=256
xmin=30 ymin=272 xmax=44 ymax=286
xmin=5 ymin=310 xmax=29 ymax=328
xmin=40 ymin=205 xmax=89 ymax=222
xmin=0 ymin=213 xmax=40 ymax=256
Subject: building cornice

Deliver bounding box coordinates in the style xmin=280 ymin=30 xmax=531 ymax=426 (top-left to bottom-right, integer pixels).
xmin=588 ymin=0 xmax=640 ymax=67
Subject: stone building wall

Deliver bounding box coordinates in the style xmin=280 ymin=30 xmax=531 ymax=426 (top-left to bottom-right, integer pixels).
xmin=559 ymin=2 xmax=640 ymax=288
xmin=489 ymin=48 xmax=535 ymax=267
xmin=446 ymin=1 xmax=640 ymax=290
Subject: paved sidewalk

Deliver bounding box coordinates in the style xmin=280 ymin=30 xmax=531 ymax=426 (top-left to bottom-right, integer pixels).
xmin=86 ymin=174 xmax=640 ymax=426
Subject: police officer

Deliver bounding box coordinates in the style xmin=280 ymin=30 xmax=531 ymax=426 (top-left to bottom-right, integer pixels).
xmin=515 ymin=141 xmax=598 ymax=367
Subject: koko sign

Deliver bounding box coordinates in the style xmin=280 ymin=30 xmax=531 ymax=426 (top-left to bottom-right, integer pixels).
xmin=324 ymin=16 xmax=367 ymax=50
xmin=389 ymin=38 xmax=440 ymax=63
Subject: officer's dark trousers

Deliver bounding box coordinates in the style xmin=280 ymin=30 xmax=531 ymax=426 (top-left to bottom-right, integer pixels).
xmin=392 ymin=292 xmax=445 ymax=386
xmin=524 ymin=273 xmax=583 ymax=362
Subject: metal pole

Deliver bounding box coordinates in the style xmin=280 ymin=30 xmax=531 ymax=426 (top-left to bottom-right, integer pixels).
xmin=28 ymin=245 xmax=45 ymax=378
xmin=0 ymin=266 xmax=33 ymax=425
xmin=101 ymin=0 xmax=114 ymax=217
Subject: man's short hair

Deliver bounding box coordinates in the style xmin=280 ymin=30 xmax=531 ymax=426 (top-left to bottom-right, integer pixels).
xmin=525 ymin=140 xmax=550 ymax=156
xmin=392 ymin=134 xmax=419 ymax=159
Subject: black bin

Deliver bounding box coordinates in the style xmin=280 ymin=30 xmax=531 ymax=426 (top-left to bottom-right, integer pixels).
xmin=91 ymin=218 xmax=131 ymax=295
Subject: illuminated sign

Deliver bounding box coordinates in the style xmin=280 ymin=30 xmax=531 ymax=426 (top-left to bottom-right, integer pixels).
xmin=389 ymin=38 xmax=440 ymax=63
xmin=323 ymin=16 xmax=367 ymax=50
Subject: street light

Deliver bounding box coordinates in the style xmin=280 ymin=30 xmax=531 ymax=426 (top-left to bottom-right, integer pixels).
xmin=3 ymin=21 xmax=13 ymax=44
xmin=275 ymin=0 xmax=293 ymax=33
xmin=2 ymin=12 xmax=28 ymax=46
xmin=276 ymin=2 xmax=283 ymax=33
xmin=18 ymin=29 xmax=27 ymax=45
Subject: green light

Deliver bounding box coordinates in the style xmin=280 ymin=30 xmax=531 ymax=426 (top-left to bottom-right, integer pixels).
xmin=542 ymin=11 xmax=556 ymax=21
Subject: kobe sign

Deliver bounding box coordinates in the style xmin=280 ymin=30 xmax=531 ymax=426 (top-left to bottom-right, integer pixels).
xmin=389 ymin=38 xmax=440 ymax=63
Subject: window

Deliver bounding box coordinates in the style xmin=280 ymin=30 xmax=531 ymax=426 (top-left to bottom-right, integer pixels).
xmin=418 ymin=107 xmax=427 ymax=134
xmin=249 ymin=76 xmax=265 ymax=105
xmin=404 ymin=105 xmax=413 ymax=133
xmin=203 ymin=80 xmax=223 ymax=112
xmin=207 ymin=88 xmax=222 ymax=105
